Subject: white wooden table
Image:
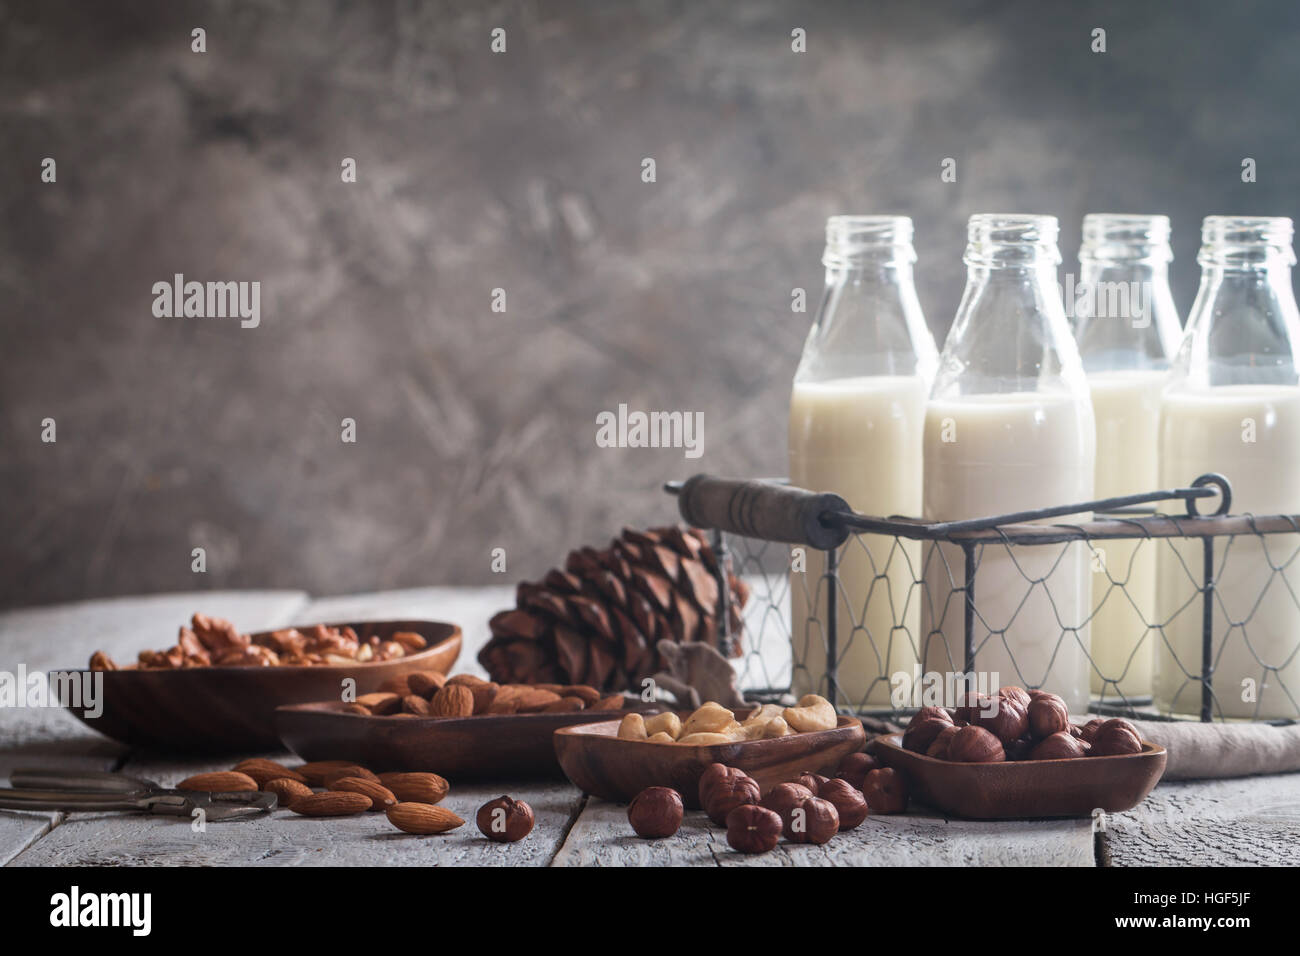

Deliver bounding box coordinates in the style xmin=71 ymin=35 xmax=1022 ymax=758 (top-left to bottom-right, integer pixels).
xmin=2 ymin=588 xmax=1297 ymax=867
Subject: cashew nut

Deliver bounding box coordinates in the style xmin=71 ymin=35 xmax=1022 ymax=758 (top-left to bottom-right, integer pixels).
xmin=644 ymin=712 xmax=683 ymax=740
xmin=762 ymin=716 xmax=794 ymax=738
xmin=741 ymin=703 xmax=785 ymax=729
xmin=680 ymin=702 xmax=735 ymax=737
xmin=617 ymin=712 xmax=648 ymax=740
xmin=783 ymin=694 xmax=837 ymax=733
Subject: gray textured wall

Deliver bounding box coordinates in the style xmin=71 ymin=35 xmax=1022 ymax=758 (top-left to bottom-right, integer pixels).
xmin=2 ymin=0 xmax=1298 ymax=608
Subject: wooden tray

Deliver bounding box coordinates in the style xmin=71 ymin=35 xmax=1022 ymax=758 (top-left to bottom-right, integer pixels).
xmin=62 ymin=620 xmax=461 ymax=753
xmin=874 ymin=733 xmax=1167 ymax=819
xmin=553 ymin=715 xmax=865 ymax=807
xmin=276 ymin=700 xmax=654 ymax=778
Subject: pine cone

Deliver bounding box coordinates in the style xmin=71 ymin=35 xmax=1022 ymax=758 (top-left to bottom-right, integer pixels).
xmin=478 ymin=526 xmax=746 ymax=693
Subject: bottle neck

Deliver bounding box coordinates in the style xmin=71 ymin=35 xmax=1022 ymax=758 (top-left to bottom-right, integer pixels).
xmin=1072 ymin=257 xmax=1182 ymax=370
xmin=932 ymin=256 xmax=1087 ymax=400
xmin=1173 ymin=256 xmax=1300 ymax=390
xmin=795 ymin=250 xmax=936 ymax=384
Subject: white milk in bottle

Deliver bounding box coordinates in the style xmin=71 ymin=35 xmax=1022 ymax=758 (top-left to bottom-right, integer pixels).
xmin=1072 ymin=214 xmax=1182 ymax=701
xmin=1157 ymin=216 xmax=1300 ymax=719
xmin=921 ymin=215 xmax=1096 ymax=713
xmin=789 ymin=216 xmax=937 ymax=708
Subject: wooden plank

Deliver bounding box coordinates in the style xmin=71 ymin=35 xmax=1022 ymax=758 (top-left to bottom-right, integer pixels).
xmin=1101 ymin=773 xmax=1300 ymax=867
xmin=553 ymin=798 xmax=1095 ymax=867
xmin=0 ymin=811 xmax=63 ymax=866
xmin=7 ymin=751 xmax=583 ymax=867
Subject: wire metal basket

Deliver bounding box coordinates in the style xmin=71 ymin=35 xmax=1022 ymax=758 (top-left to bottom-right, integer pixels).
xmin=667 ymin=474 xmax=1300 ymax=725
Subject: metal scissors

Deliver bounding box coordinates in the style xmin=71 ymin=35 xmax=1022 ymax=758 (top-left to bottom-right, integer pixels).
xmin=0 ymin=768 xmax=276 ymax=821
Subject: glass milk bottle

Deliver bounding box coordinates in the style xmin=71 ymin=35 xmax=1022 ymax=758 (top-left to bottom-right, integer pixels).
xmin=1157 ymin=216 xmax=1300 ymax=719
xmin=1073 ymin=214 xmax=1182 ymax=701
xmin=922 ymin=214 xmax=1095 ymax=712
xmin=789 ymin=216 xmax=937 ymax=708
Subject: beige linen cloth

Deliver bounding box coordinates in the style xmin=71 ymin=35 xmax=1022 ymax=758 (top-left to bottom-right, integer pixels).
xmin=1122 ymin=718 xmax=1300 ymax=780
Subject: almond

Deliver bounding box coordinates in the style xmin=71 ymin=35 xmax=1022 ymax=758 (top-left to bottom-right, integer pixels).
xmin=487 ymin=694 xmax=520 ymax=715
xmin=356 ymin=692 xmax=401 ymax=715
xmin=469 ymin=682 xmax=499 ymax=714
xmin=263 ymin=777 xmax=312 ymax=808
xmin=402 ymin=694 xmax=432 ymax=716
xmin=176 ymin=771 xmax=258 ymax=792
xmin=390 ymin=630 xmax=428 ymax=651
xmin=297 ymin=760 xmax=370 ymax=786
xmin=378 ymin=675 xmax=413 ymax=696
xmin=329 ymin=776 xmax=397 ymax=810
xmin=594 ymin=695 xmax=627 ymax=711
xmin=430 ymin=683 xmax=475 ymax=717
xmin=342 ymin=703 xmax=371 ymax=715
xmin=320 ymin=764 xmax=379 ymax=786
xmin=446 ymin=674 xmax=488 ymax=687
xmin=516 ymin=688 xmax=562 ymax=713
xmin=542 ymin=696 xmax=586 ymax=713
xmin=407 ymin=670 xmax=448 ymax=698
xmin=561 ymin=685 xmax=601 ymax=705
xmin=386 ymin=802 xmax=464 ymax=834
xmin=232 ymin=758 xmax=308 ymax=786
xmin=289 ymin=791 xmax=373 ymax=817
xmin=376 ymin=772 xmax=449 ymax=804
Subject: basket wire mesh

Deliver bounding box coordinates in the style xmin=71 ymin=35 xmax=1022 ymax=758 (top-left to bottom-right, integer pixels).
xmin=672 ymin=474 xmax=1300 ymax=725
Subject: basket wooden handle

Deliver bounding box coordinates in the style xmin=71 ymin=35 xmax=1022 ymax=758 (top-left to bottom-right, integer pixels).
xmin=675 ymin=475 xmax=851 ymax=550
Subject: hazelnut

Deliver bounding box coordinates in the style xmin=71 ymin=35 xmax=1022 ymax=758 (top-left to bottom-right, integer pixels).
xmin=953 ymin=689 xmax=987 ymax=725
xmin=697 ymin=762 xmax=739 ymax=808
xmin=1090 ymin=718 xmax=1143 ymax=756
xmin=925 ymin=724 xmax=960 ymax=759
xmin=834 ymin=751 xmax=879 ymax=789
xmin=794 ymin=771 xmax=830 ymax=795
xmin=1077 ymin=718 xmax=1106 ymax=744
xmin=998 ymin=685 xmax=1032 ymax=710
xmin=860 ymin=768 xmax=908 ymax=814
xmin=947 ymin=725 xmax=1006 ymax=763
xmin=1029 ymin=731 xmax=1089 ymax=760
xmin=627 ymin=787 xmax=684 ymax=838
xmin=725 ymin=804 xmax=782 ymax=854
xmin=475 ymin=796 xmax=534 ymax=842
xmin=705 ymin=771 xmax=761 ymax=826
xmin=815 ymin=777 xmax=869 ymax=830
xmin=1027 ymin=693 xmax=1070 ymax=740
xmin=784 ymin=795 xmax=839 ymax=844
xmin=968 ymin=694 xmax=1029 ymax=744
xmin=902 ymin=706 xmax=954 ymax=753
xmin=760 ymin=782 xmax=815 ymax=818
xmin=1004 ymin=736 xmax=1035 ymax=761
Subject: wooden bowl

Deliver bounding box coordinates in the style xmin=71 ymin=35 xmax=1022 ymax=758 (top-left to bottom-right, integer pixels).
xmin=874 ymin=733 xmax=1167 ymax=819
xmin=276 ymin=701 xmax=656 ymax=778
xmin=62 ymin=620 xmax=461 ymax=753
xmin=553 ymin=715 xmax=866 ymax=807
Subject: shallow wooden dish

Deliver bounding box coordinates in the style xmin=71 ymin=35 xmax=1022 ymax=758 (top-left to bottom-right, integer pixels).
xmin=63 ymin=620 xmax=461 ymax=753
xmin=276 ymin=701 xmax=653 ymax=778
xmin=874 ymin=733 xmax=1167 ymax=819
xmin=553 ymin=715 xmax=865 ymax=807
